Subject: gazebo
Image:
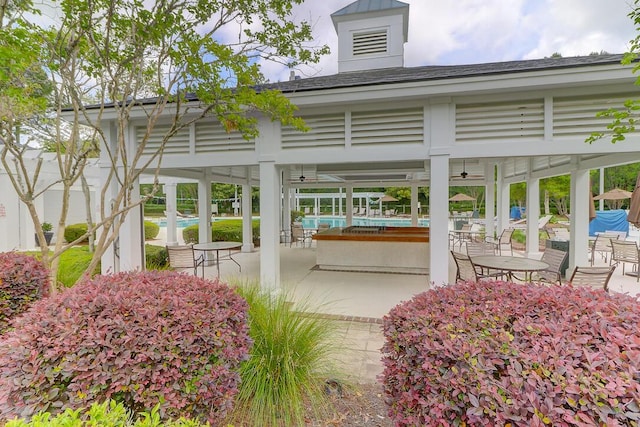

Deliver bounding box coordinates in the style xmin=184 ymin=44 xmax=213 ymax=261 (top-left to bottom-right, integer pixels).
xmin=92 ymin=0 xmax=640 ymax=289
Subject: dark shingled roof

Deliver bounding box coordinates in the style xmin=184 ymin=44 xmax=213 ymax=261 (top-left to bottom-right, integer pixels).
xmin=82 ymin=55 xmax=626 ymax=109
xmin=331 ymin=0 xmax=409 ymax=17
xmin=262 ymin=54 xmax=626 ymax=94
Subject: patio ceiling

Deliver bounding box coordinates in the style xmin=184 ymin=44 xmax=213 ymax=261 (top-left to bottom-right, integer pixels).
xmin=154 ymin=152 xmax=637 ymax=189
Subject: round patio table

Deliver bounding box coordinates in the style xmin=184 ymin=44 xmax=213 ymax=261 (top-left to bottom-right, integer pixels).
xmin=472 ymin=255 xmax=549 ymax=282
xmin=193 ymin=241 xmax=242 ymax=277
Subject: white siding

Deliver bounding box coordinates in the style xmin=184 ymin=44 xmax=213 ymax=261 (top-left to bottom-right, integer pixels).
xmin=456 ymin=101 xmax=544 ymax=142
xmin=282 ymin=114 xmax=345 ymax=149
xmin=351 ymin=108 xmax=423 ymax=146
xmin=553 ymin=94 xmax=630 ymax=138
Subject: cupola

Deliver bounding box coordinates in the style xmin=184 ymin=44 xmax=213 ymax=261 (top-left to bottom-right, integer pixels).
xmin=331 ymin=0 xmax=409 ymax=73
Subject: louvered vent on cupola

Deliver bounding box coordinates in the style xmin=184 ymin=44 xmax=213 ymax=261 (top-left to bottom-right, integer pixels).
xmin=352 ymin=30 xmax=387 ymax=56
xmin=331 ymin=0 xmax=409 ymax=73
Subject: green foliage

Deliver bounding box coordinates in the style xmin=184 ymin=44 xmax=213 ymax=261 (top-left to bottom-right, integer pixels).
xmin=145 ymin=245 xmax=169 ymax=270
xmin=291 ymin=210 xmax=305 ymax=222
xmin=0 ymin=252 xmax=50 ymax=335
xmin=55 ymin=246 xmax=98 ymax=288
xmin=63 ymin=223 xmax=93 ymax=244
xmin=182 ymin=224 xmax=199 ymax=244
xmin=383 ymin=281 xmax=640 ymax=426
xmin=143 ymin=220 xmax=160 ymax=240
xmin=229 ymin=283 xmax=341 ymax=426
xmin=183 ymin=220 xmax=260 ymax=246
xmin=0 ymin=271 xmax=252 ymax=423
xmin=5 ymin=399 xmax=208 ymax=426
xmin=41 ymin=222 xmax=53 ymax=232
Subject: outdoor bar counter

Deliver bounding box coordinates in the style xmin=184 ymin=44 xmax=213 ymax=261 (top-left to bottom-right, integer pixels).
xmin=312 ymin=226 xmax=429 ymax=274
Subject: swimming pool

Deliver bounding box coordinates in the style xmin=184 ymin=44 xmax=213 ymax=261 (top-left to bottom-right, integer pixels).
xmin=153 ymin=216 xmax=429 ymax=228
xmin=154 ymin=217 xmax=202 ymax=228
xmin=301 ymin=216 xmax=429 ymax=228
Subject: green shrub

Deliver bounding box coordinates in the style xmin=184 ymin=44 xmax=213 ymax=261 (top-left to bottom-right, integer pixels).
xmin=0 ymin=252 xmax=50 ymax=335
xmin=291 ymin=210 xmax=305 ymax=222
xmin=5 ymin=400 xmax=207 ymax=426
xmin=183 ymin=220 xmax=260 ymax=246
xmin=228 ymin=283 xmax=340 ymax=426
xmin=63 ymin=223 xmax=93 ymax=244
xmin=182 ymin=224 xmax=199 ymax=244
xmin=145 ymin=244 xmax=168 ymax=269
xmin=382 ymin=281 xmax=640 ymax=426
xmin=143 ymin=220 xmax=160 ymax=240
xmin=0 ymin=271 xmax=252 ymax=424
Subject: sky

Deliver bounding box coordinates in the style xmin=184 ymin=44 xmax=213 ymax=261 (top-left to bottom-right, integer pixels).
xmin=259 ymin=0 xmax=639 ymax=83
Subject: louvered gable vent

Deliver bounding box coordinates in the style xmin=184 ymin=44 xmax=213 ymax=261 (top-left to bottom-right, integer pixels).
xmin=353 ymin=30 xmax=387 ymax=56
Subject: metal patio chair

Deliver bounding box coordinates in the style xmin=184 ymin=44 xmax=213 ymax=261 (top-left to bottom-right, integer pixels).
xmin=166 ymin=244 xmax=205 ymax=277
xmin=610 ymin=240 xmax=640 ymax=281
xmin=568 ymin=265 xmax=616 ymax=292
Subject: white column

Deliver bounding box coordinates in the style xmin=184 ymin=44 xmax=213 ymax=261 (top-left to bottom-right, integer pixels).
xmin=259 ymin=160 xmax=280 ymax=290
xmin=525 ymin=176 xmax=541 ymax=256
xmin=484 ymin=162 xmax=495 ymax=240
xmin=411 ymin=183 xmax=419 ymax=226
xmin=496 ymin=163 xmax=510 ymax=237
xmin=241 ymin=168 xmax=254 ymax=253
xmin=429 ymin=154 xmax=450 ymax=286
xmin=282 ymin=181 xmax=291 ymax=242
xmin=165 ymin=182 xmax=178 ymax=245
xmin=197 ymin=173 xmax=212 ymax=245
xmin=346 ymin=184 xmax=353 ymax=226
xmin=569 ymin=167 xmax=590 ymax=272
xmin=118 ymin=178 xmax=144 ymax=271
xmin=100 ymin=123 xmax=119 ymax=273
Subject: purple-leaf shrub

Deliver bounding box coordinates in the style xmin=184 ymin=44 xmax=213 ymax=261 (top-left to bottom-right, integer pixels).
xmin=0 ymin=270 xmax=251 ymax=424
xmin=382 ymin=281 xmax=640 ymax=426
xmin=0 ymin=252 xmax=50 ymax=335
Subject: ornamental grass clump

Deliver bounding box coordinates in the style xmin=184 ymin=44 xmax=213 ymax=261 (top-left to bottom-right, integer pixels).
xmin=382 ymin=281 xmax=640 ymax=426
xmin=0 ymin=270 xmax=251 ymax=425
xmin=228 ymin=283 xmax=342 ymax=426
xmin=0 ymin=252 xmax=50 ymax=335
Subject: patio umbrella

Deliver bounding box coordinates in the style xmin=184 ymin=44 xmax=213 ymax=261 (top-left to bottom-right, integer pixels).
xmin=379 ymin=194 xmax=398 ymax=202
xmin=593 ymin=188 xmax=633 ymax=200
xmin=628 ymin=172 xmax=640 ymax=227
xmin=448 ymin=193 xmax=476 ymax=202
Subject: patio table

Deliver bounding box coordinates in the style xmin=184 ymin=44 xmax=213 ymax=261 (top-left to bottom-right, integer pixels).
xmin=193 ymin=241 xmax=242 ymax=278
xmin=472 ymin=255 xmax=549 ymax=282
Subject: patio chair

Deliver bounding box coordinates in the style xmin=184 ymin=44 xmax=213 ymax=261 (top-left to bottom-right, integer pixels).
xmin=166 ymin=244 xmax=204 ymax=277
xmin=449 ymin=223 xmax=474 ymax=250
xmin=451 ymin=251 xmax=504 ymax=283
xmin=535 ymin=247 xmax=568 ymax=285
xmin=568 ymin=265 xmax=616 ymax=292
xmin=485 ymin=228 xmax=514 ymax=256
xmin=317 ymin=222 xmax=331 ymax=233
xmin=589 ymin=232 xmax=619 ymax=265
xmin=610 ymin=240 xmax=640 ymax=281
xmin=465 ymin=242 xmax=506 ymax=279
xmin=290 ymin=223 xmax=313 ymax=248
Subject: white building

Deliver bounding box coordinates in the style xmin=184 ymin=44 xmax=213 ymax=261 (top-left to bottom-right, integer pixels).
xmin=98 ymin=0 xmax=640 ymax=289
xmin=0 ymin=151 xmax=98 ymax=251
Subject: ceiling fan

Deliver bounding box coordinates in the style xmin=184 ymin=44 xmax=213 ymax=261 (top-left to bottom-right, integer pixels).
xmin=450 ymin=160 xmax=483 ymax=180
xmin=287 ymin=165 xmax=319 ymax=183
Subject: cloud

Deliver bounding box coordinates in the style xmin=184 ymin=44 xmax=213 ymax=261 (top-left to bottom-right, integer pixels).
xmin=261 ymin=0 xmax=637 ymax=81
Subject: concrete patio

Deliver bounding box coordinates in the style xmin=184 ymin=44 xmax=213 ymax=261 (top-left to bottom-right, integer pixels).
xmin=151 ymin=229 xmax=640 ymax=384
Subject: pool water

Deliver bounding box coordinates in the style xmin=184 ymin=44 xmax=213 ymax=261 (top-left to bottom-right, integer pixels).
xmin=301 ymin=216 xmax=429 ymax=228
xmin=154 ymin=216 xmax=429 ymax=228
